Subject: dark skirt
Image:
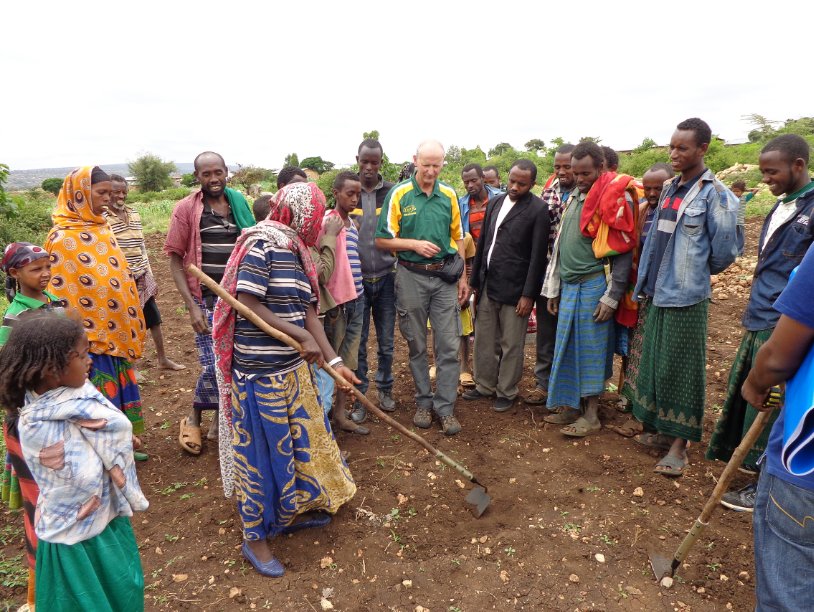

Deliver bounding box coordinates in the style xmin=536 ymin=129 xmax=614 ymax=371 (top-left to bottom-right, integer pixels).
xmin=625 ymin=300 xmax=709 ymax=442
xmin=705 ymin=329 xmax=777 ymax=469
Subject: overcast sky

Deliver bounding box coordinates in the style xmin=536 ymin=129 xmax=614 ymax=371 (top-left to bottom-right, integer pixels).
xmin=3 ymin=0 xmax=812 ymax=171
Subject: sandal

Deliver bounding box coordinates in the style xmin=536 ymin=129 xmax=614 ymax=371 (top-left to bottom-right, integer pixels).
xmin=654 ymin=453 xmax=688 ymax=477
xmin=561 ymin=416 xmax=601 ymax=437
xmin=543 ymin=406 xmax=581 ymax=425
xmin=634 ymin=432 xmax=672 ymax=450
xmin=607 ymin=417 xmax=642 ymax=438
xmin=459 ymin=372 xmax=476 ymax=388
xmin=178 ymin=417 xmax=202 ymax=455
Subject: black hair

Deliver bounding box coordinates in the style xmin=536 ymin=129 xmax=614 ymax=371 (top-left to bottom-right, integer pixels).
xmin=333 ymin=170 xmax=361 ymax=191
xmin=601 ymin=146 xmax=619 ymax=170
xmin=571 ymin=142 xmax=604 ymax=170
xmin=646 ymin=162 xmax=675 ymax=178
xmin=358 ymin=139 xmax=384 ymax=156
xmin=731 ymin=180 xmax=747 ymax=191
xmin=277 ymin=166 xmax=307 ymax=189
xmin=193 ymin=151 xmax=227 ymax=171
xmin=397 ymin=163 xmax=415 ymax=182
xmin=483 ymin=165 xmax=500 ymax=178
xmin=252 ymin=195 xmax=272 ymax=223
xmin=461 ymin=163 xmax=484 ymax=177
xmin=675 ymin=118 xmax=712 ymax=146
xmin=761 ymin=134 xmax=810 ymax=165
xmin=555 ymin=143 xmax=576 ymax=155
xmin=90 ymin=166 xmax=111 ymax=184
xmin=0 ymin=313 xmax=86 ymax=410
xmin=109 ymin=173 xmax=127 ymax=183
xmin=510 ymin=159 xmax=538 ymax=183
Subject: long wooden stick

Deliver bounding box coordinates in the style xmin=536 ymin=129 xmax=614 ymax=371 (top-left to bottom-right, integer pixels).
xmin=664 ymin=399 xmax=775 ymax=575
xmin=186 ymin=264 xmax=485 ymax=487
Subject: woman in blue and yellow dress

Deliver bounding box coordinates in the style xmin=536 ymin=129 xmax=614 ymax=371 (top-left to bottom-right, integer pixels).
xmin=212 ymin=182 xmax=356 ymax=577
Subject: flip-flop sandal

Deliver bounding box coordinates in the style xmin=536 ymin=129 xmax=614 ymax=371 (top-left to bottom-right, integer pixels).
xmin=654 ymin=454 xmax=688 ymax=477
xmin=543 ymin=407 xmax=581 ymax=425
xmin=459 ymin=372 xmax=476 ymax=388
xmin=634 ymin=432 xmax=672 ymax=450
xmin=561 ymin=416 xmax=601 ymax=438
xmin=178 ymin=417 xmax=202 ymax=455
xmin=607 ymin=417 xmax=642 ymax=438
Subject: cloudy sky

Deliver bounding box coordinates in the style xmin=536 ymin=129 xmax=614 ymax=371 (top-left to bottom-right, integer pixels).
xmin=3 ymin=0 xmax=812 ymax=171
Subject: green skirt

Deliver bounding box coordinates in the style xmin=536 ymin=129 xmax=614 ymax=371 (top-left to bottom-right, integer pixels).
xmin=35 ymin=516 xmax=144 ymax=612
xmin=705 ymin=329 xmax=778 ymax=468
xmin=625 ymin=300 xmax=709 ymax=442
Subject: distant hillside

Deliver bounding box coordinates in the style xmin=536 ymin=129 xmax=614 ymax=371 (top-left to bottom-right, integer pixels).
xmin=7 ymin=163 xmax=199 ymax=190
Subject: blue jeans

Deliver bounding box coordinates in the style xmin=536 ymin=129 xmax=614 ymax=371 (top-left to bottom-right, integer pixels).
xmin=753 ymin=470 xmax=814 ymax=610
xmin=356 ymin=272 xmax=396 ymax=395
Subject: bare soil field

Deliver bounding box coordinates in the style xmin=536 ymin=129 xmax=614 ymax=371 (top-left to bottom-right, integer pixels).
xmin=1 ymin=219 xmax=764 ymax=611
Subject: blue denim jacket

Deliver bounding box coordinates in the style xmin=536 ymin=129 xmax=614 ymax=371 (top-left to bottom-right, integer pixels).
xmin=458 ymin=184 xmax=503 ymax=235
xmin=742 ymin=190 xmax=814 ymax=331
xmin=634 ymin=169 xmax=739 ymax=307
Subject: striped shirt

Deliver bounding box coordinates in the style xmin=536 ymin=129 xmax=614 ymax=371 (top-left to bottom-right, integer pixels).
xmin=200 ymin=203 xmax=239 ymax=296
xmin=375 ymin=176 xmax=463 ymax=264
xmin=233 ymin=240 xmax=312 ymax=376
xmin=345 ymin=221 xmax=364 ymax=297
xmin=105 ymin=207 xmax=149 ymax=277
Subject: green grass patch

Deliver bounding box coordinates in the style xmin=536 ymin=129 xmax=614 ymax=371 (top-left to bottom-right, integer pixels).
xmin=745 ymin=192 xmax=776 ymax=218
xmin=0 ymin=552 xmax=27 ymax=588
xmin=134 ymin=199 xmax=175 ymax=235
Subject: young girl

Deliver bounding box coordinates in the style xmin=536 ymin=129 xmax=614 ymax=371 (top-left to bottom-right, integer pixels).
xmin=0 ymin=314 xmax=148 ymax=611
xmin=1 ymin=241 xmax=67 ymax=611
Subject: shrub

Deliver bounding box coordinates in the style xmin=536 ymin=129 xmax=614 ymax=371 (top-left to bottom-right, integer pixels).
xmin=181 ymin=173 xmax=197 ymax=187
xmin=129 ymin=154 xmax=176 ymax=192
xmin=41 ymin=177 xmax=63 ymax=195
xmin=127 ymin=187 xmax=191 ymax=204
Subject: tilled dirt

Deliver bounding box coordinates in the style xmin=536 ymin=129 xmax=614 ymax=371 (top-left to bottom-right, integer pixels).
xmin=0 ymin=219 xmax=765 ymax=611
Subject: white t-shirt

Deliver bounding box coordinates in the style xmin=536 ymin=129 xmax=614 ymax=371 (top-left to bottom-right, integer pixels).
xmin=487 ymin=196 xmax=517 ymax=268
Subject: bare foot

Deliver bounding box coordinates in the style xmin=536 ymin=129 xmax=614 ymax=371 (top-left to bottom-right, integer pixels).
xmin=159 ymin=358 xmax=186 ymax=371
xmin=207 ymin=417 xmax=219 ymax=441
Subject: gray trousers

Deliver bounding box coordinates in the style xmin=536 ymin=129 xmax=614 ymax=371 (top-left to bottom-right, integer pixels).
xmin=534 ymin=295 xmax=558 ymax=391
xmin=473 ymin=286 xmax=530 ymax=401
xmin=395 ymin=265 xmax=461 ymax=417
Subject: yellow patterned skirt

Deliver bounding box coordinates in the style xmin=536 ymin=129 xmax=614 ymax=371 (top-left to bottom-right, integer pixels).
xmin=231 ymin=363 xmax=356 ymax=540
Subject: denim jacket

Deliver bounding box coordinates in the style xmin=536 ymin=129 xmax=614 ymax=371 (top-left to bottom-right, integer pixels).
xmin=458 ymin=184 xmax=503 ymax=235
xmin=742 ymin=189 xmax=814 ymax=331
xmin=634 ymin=169 xmax=739 ymax=307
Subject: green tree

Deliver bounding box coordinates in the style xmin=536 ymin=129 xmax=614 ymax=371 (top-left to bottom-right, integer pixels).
xmin=363 ymin=129 xmax=380 ymax=141
xmin=284 ymin=153 xmax=300 ymax=167
xmin=524 ymin=138 xmax=546 ymax=153
xmin=41 ymin=177 xmax=63 ymax=195
xmin=578 ymin=136 xmax=602 ymax=144
xmin=300 ymin=156 xmax=335 ymax=174
xmin=181 ymin=173 xmax=197 ymax=187
xmin=488 ymin=142 xmax=513 ymax=157
xmin=0 ymin=163 xmax=10 ymax=214
xmin=232 ymin=165 xmax=273 ymax=192
xmin=128 ymin=154 xmax=175 ymax=192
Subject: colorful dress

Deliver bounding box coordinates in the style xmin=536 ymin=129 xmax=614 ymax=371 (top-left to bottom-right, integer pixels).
xmin=19 ymin=381 xmax=148 ymax=611
xmin=212 ymin=183 xmax=356 ymax=538
xmin=45 ymin=167 xmax=146 ymax=432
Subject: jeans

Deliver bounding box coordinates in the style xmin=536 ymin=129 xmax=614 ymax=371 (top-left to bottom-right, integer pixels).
xmin=533 ymin=295 xmax=558 ymax=391
xmin=395 ymin=265 xmax=460 ymax=417
xmin=356 ymin=272 xmax=396 ymax=395
xmin=753 ymin=470 xmax=814 ymax=611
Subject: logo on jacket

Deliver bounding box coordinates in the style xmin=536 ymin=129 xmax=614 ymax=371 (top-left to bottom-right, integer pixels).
xmin=796 ymin=214 xmax=810 ymax=226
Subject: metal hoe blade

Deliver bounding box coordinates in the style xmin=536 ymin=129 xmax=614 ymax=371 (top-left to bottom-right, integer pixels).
xmin=465 ymin=485 xmax=491 ymax=518
xmin=649 ymin=552 xmax=677 ymax=581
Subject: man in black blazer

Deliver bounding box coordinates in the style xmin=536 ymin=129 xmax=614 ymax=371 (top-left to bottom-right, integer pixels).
xmin=463 ymin=159 xmax=550 ymax=412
